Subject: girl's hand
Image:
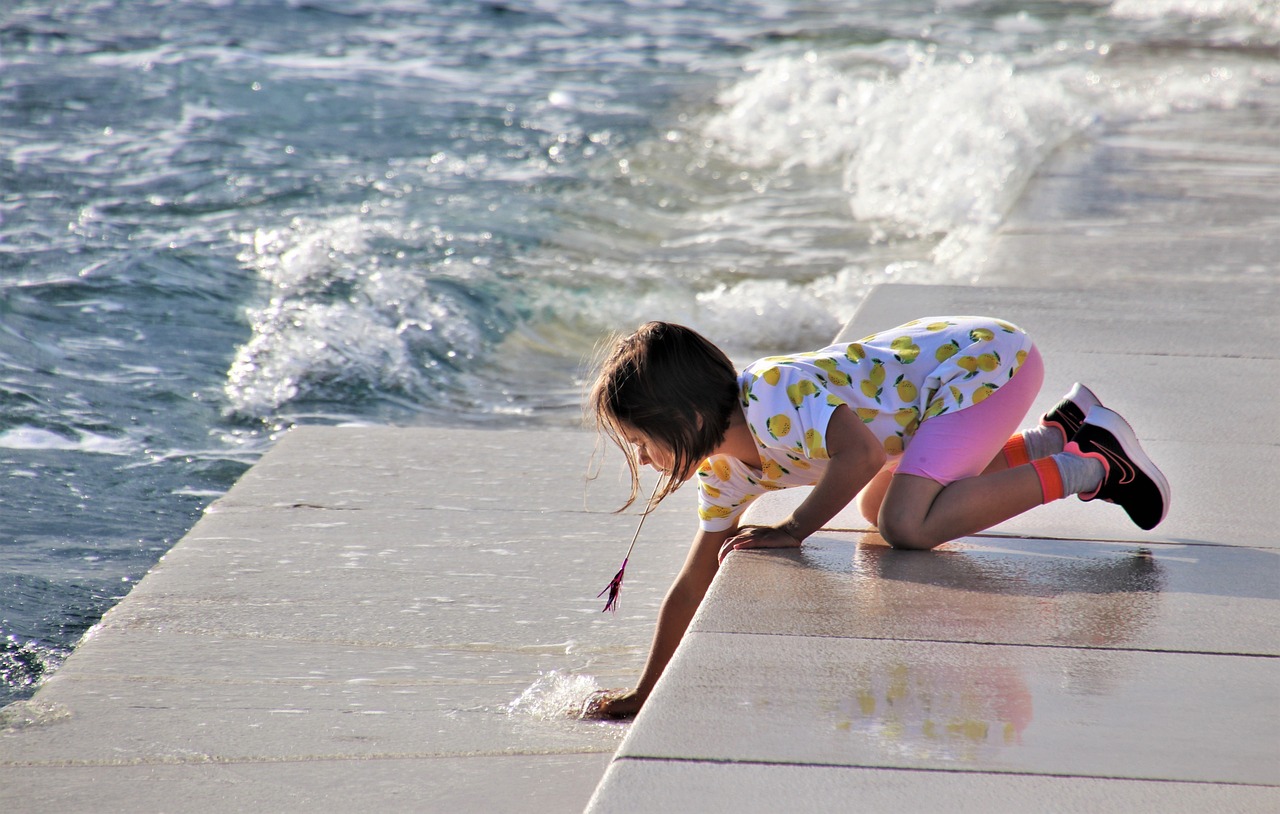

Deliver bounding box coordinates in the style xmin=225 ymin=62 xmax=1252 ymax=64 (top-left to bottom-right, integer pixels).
xmin=718 ymin=524 xmax=801 ymax=564
xmin=581 ymin=689 xmax=645 ymax=720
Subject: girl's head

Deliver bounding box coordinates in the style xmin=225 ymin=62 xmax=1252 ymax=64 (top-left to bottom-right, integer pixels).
xmin=590 ymin=321 xmax=739 ymax=510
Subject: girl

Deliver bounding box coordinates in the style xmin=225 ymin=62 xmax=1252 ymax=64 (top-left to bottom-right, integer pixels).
xmin=583 ymin=317 xmax=1169 ymax=719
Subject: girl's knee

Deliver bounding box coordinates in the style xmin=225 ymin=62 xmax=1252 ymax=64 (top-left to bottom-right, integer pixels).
xmin=877 ymin=511 xmax=941 ymax=551
xmin=857 ymin=495 xmax=881 ymax=527
xmin=879 ymin=472 xmax=950 ymax=550
xmin=860 ymin=505 xmax=879 ymax=527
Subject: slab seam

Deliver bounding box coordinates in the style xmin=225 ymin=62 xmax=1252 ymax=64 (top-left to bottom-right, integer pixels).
xmin=808 ymin=529 xmax=1279 ymax=550
xmin=684 ymin=629 xmax=1280 ymax=660
xmin=607 ymin=755 xmax=1280 ymax=789
xmin=0 ymin=747 xmax=617 ymax=770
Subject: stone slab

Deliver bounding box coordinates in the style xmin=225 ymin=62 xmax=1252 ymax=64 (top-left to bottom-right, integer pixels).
xmin=836 ymin=282 xmax=1278 ymax=357
xmin=10 ymin=672 xmax=607 ymax=766
xmin=588 ymin=759 xmax=1279 ymax=814
xmin=103 ymin=506 xmax=691 ymax=652
xmin=694 ymin=535 xmax=1279 ymax=657
xmin=0 ymin=426 xmax=691 ymax=813
xmin=981 ymin=232 xmax=1280 ymax=289
xmin=211 ymin=425 xmax=642 ymax=514
xmin=1 ymin=752 xmax=612 ymax=814
xmin=979 ymin=99 xmax=1280 ymax=289
xmin=3 ymin=632 xmax=629 ymax=766
xmin=616 ymin=631 xmax=1279 ymax=786
xmin=741 ymin=437 xmax=1277 ymax=548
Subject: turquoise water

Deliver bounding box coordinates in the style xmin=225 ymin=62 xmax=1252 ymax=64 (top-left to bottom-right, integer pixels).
xmin=2 ymin=0 xmax=1277 ymax=705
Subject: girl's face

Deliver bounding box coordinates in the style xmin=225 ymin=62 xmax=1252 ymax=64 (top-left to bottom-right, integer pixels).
xmin=621 ymin=424 xmax=685 ymax=480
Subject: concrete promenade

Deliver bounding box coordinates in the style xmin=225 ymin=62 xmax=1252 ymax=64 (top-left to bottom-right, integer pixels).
xmin=0 ymin=424 xmax=699 ymax=813
xmin=2 ymin=279 xmax=1277 ymax=813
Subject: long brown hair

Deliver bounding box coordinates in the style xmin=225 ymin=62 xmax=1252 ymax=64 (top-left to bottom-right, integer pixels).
xmin=589 ymin=321 xmax=739 ymax=511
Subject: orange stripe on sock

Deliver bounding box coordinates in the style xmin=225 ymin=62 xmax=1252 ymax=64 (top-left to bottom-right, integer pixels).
xmin=1003 ymin=434 xmax=1031 ymax=468
xmin=1032 ymin=457 xmax=1065 ymax=503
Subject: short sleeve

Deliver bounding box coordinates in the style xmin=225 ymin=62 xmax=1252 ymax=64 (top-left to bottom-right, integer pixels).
xmin=696 ymin=457 xmax=759 ymax=532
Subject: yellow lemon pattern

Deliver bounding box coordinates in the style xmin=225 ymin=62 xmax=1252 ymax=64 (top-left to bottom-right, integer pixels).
xmin=695 ymin=315 xmax=1034 ymax=532
xmin=766 ymin=413 xmax=792 ymax=439
xmin=894 ymin=375 xmax=917 ymax=403
xmin=889 ymin=335 xmax=921 ymax=364
xmin=712 ymin=458 xmax=732 ymax=481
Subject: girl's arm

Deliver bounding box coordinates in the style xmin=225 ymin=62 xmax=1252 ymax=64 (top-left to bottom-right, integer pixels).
xmin=585 ymin=525 xmax=733 ymax=719
xmin=721 ymin=404 xmax=885 ymax=556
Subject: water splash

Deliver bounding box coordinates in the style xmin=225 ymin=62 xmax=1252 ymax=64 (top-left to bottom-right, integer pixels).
xmin=0 ymin=637 xmax=64 ymax=700
xmin=0 ymin=699 xmax=72 ymax=731
xmin=506 ymin=671 xmax=603 ymax=720
xmin=225 ymin=216 xmax=511 ymax=419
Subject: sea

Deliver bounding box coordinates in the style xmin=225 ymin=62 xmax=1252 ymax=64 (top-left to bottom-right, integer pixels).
xmin=1 ymin=0 xmax=1277 ymax=707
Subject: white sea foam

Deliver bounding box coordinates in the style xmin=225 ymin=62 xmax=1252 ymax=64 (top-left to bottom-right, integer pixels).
xmin=0 ymin=427 xmax=135 ymax=456
xmin=701 ymin=44 xmax=1263 ymax=276
xmin=225 ymin=217 xmax=497 ymax=418
xmin=1110 ymin=0 xmax=1280 ymax=30
xmin=702 ymin=50 xmax=1088 ymax=273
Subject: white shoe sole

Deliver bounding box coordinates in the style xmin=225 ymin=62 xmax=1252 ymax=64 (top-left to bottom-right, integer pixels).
xmin=1075 ymin=407 xmax=1171 ymax=529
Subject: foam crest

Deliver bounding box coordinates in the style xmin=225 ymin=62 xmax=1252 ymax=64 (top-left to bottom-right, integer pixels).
xmin=0 ymin=427 xmax=135 ymax=456
xmin=848 ymin=54 xmax=1088 ymax=268
xmin=704 ymin=51 xmax=1091 ymax=271
xmin=529 ymin=262 xmax=946 ymax=358
xmin=704 ymin=52 xmax=879 ymax=172
xmin=0 ymin=637 xmax=65 ymax=701
xmin=701 ymin=44 xmax=1262 ymax=274
xmin=226 ymin=217 xmax=502 ymax=419
xmin=1110 ymin=0 xmax=1280 ymax=31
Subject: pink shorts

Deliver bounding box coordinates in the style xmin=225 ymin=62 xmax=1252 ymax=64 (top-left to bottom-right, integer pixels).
xmin=895 ymin=345 xmax=1045 ymax=485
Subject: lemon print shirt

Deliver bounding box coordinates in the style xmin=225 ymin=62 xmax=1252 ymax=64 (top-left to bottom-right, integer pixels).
xmin=696 ymin=316 xmax=1035 ymax=531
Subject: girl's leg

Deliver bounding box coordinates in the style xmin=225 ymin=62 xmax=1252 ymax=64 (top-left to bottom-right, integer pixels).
xmin=881 ymin=347 xmax=1169 ymax=546
xmin=880 ymin=347 xmax=1046 ymax=550
xmin=856 ymin=458 xmax=899 ymax=525
xmin=879 ymin=467 xmax=1044 ymax=549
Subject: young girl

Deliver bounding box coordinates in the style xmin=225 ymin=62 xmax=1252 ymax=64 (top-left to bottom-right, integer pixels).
xmin=583 ymin=317 xmax=1169 ymax=720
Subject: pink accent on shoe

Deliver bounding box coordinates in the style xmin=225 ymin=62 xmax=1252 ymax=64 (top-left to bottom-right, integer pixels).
xmin=1041 ymin=382 xmax=1103 ymax=444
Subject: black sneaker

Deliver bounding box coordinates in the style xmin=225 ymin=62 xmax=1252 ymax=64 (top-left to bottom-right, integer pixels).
xmin=1067 ymin=407 xmax=1170 ymax=531
xmin=1042 ymin=382 xmax=1103 ymax=443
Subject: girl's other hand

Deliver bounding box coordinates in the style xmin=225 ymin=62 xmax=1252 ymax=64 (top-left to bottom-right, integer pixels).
xmin=581 ymin=689 xmax=644 ymax=720
xmin=718 ymin=525 xmax=801 ymax=564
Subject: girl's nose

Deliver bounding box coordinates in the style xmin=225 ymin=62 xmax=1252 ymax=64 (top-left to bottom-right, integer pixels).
xmin=637 ymin=448 xmax=652 ymax=466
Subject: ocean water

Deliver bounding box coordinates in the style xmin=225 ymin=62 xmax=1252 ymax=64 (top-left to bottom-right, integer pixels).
xmin=1 ymin=0 xmax=1277 ymax=706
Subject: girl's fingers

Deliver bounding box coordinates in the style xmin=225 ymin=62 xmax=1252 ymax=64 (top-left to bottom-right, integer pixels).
xmin=582 ymin=689 xmax=643 ymax=720
xmin=717 ymin=535 xmax=756 ymax=563
xmin=581 ymin=690 xmax=625 ymax=718
xmin=717 ymin=539 xmax=736 ymax=563
xmin=718 ymin=528 xmax=798 ymax=563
